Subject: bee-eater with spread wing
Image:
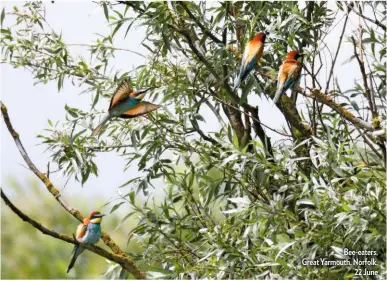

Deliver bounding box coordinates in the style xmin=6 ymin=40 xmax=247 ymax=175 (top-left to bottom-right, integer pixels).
xmin=91 ymin=80 xmax=160 ymax=136
xmin=233 ymin=32 xmax=267 ymax=90
xmin=273 ymin=50 xmax=303 ymax=104
xmin=67 ymin=211 xmax=105 ymax=273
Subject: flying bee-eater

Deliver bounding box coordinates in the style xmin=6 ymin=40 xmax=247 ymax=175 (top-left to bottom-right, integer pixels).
xmin=91 ymin=80 xmax=160 ymax=136
xmin=67 ymin=211 xmax=105 ymax=273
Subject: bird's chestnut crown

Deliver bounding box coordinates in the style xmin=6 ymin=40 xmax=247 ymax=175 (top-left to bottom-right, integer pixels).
xmin=89 ymin=211 xmax=105 ymax=224
xmin=287 ymin=50 xmax=303 ymax=60
xmin=254 ymin=32 xmax=266 ymax=42
xmin=89 ymin=211 xmax=105 ymax=219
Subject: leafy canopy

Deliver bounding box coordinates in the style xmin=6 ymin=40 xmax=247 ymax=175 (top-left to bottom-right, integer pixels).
xmin=1 ymin=1 xmax=385 ymax=279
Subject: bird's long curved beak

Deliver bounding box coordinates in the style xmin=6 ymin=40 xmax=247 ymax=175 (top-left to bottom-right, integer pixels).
xmin=135 ymin=86 xmax=157 ymax=100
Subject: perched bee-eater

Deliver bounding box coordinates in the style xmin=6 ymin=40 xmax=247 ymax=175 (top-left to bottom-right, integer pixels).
xmin=91 ymin=80 xmax=160 ymax=136
xmin=233 ymin=32 xmax=267 ymax=89
xmin=273 ymin=50 xmax=303 ymax=104
xmin=67 ymin=211 xmax=105 ymax=273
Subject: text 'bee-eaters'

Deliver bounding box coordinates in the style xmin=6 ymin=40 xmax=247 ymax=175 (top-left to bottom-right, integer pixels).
xmin=67 ymin=211 xmax=105 ymax=273
xmin=91 ymin=80 xmax=160 ymax=136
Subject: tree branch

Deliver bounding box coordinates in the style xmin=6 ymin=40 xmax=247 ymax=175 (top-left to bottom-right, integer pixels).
xmin=245 ymin=106 xmax=274 ymax=157
xmin=350 ymin=36 xmax=377 ymax=119
xmin=178 ymin=1 xmax=223 ymax=45
xmin=1 ymin=102 xmax=75 ymax=214
xmin=324 ymin=15 xmax=349 ymax=93
xmin=227 ymin=43 xmax=379 ymax=134
xmin=349 ymin=3 xmax=386 ymax=31
xmin=178 ymin=28 xmax=249 ymax=144
xmin=250 ymin=64 xmax=378 ymax=133
xmin=210 ymin=93 xmax=292 ymax=138
xmin=307 ymin=88 xmax=376 ymax=131
xmin=1 ymin=188 xmax=146 ymax=278
xmin=0 ymin=102 xmax=146 ymax=279
xmin=292 ymin=0 xmax=315 ymax=103
xmin=125 ymin=1 xmax=251 ymax=146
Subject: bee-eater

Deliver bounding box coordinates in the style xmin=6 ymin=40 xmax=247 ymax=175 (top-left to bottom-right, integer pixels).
xmin=273 ymin=50 xmax=303 ymax=104
xmin=67 ymin=211 xmax=105 ymax=273
xmin=233 ymin=32 xmax=267 ymax=90
xmin=91 ymin=80 xmax=160 ymax=136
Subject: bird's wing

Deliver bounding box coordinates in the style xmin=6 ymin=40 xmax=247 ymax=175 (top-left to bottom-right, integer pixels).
xmin=109 ymin=80 xmax=133 ymax=109
xmin=234 ymin=41 xmax=261 ymax=89
xmin=120 ymin=102 xmax=160 ymax=119
xmin=76 ymin=223 xmax=87 ymax=240
xmin=243 ymin=40 xmax=262 ymax=67
xmin=240 ymin=44 xmax=249 ymax=69
xmin=278 ymin=61 xmax=300 ymax=91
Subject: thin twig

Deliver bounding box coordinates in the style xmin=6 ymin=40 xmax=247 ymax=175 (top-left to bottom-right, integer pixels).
xmin=209 ymin=92 xmax=292 ymax=138
xmin=324 ymin=15 xmax=349 ymax=93
xmin=349 ymin=3 xmax=386 ymax=31
xmin=67 ymin=44 xmax=146 ymax=58
xmin=86 ymin=144 xmax=133 ymax=152
xmin=354 ymin=128 xmax=383 ymax=161
xmin=350 ymin=36 xmax=377 ymax=119
xmin=178 ymin=1 xmax=223 ymax=45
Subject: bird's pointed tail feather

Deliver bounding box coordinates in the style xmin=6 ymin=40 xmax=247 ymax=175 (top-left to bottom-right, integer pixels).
xmin=272 ymin=88 xmax=283 ymax=105
xmin=67 ymin=245 xmax=85 ymax=273
xmin=233 ymin=75 xmax=241 ymax=90
xmin=91 ymin=114 xmax=111 ymax=137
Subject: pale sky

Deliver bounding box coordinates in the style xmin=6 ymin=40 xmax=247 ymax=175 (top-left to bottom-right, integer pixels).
xmin=1 ymin=1 xmax=373 ymax=214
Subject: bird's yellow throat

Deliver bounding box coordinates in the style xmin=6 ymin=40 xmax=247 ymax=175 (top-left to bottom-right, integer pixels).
xmin=90 ymin=217 xmax=103 ymax=224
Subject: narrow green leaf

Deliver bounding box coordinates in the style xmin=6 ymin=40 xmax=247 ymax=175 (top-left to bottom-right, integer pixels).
xmin=112 ymin=21 xmax=123 ymax=38
xmin=1 ymin=8 xmax=5 ymax=26
xmin=110 ymin=202 xmax=125 ymax=214
xmin=0 ymin=28 xmax=10 ymax=35
xmin=232 ymin=130 xmax=239 ymax=148
xmin=103 ymin=3 xmax=109 ymax=22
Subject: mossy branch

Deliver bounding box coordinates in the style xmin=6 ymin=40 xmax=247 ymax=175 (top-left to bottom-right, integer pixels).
xmin=307 ymin=88 xmax=374 ymax=131
xmin=1 ymin=188 xmax=145 ymax=278
xmin=0 ymin=101 xmax=146 ymax=279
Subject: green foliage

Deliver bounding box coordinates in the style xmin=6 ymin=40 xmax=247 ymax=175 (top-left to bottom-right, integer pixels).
xmin=1 ymin=1 xmax=385 ymax=280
